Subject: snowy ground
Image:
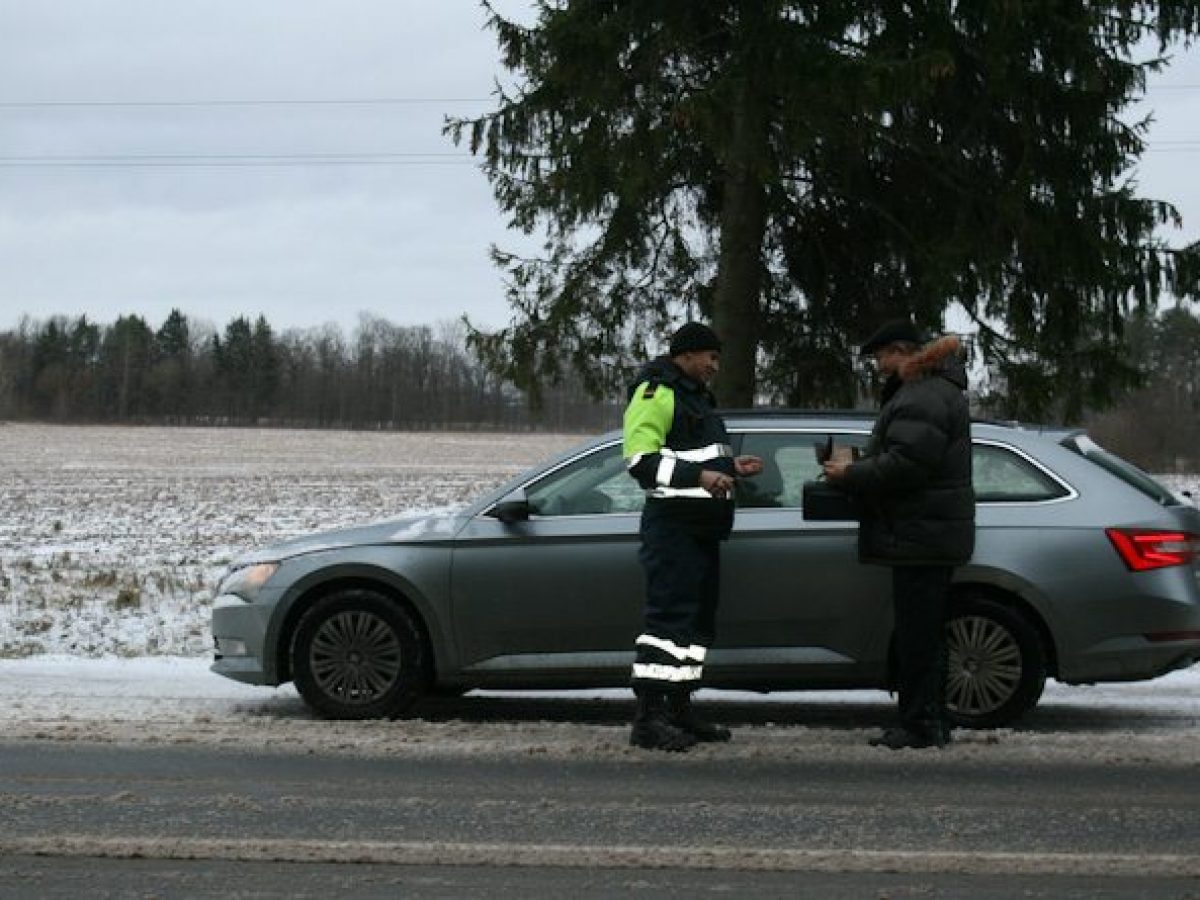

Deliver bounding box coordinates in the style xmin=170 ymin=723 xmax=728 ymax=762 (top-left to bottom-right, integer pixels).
xmin=0 ymin=655 xmax=1197 ymax=766
xmin=1 ymin=422 xmax=1198 ymax=764
xmin=0 ymin=423 xmax=581 ymax=657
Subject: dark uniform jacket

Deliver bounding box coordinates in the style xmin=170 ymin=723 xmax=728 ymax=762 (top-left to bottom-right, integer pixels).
xmin=623 ymin=357 xmax=736 ymax=538
xmin=841 ymin=336 xmax=975 ymax=565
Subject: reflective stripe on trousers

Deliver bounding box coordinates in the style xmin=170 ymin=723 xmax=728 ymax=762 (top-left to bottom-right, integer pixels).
xmin=631 ymin=634 xmax=706 ymax=687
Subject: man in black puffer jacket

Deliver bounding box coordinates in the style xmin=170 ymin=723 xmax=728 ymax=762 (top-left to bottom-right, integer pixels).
xmin=823 ymin=318 xmax=975 ymax=749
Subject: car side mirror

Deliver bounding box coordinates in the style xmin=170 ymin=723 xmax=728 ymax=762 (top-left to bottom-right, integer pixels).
xmin=490 ymin=490 xmax=532 ymax=525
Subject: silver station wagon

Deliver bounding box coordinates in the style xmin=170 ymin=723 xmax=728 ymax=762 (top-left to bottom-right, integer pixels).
xmin=211 ymin=413 xmax=1200 ymax=728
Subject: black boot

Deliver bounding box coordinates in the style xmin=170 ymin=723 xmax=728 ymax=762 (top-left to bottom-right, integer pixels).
xmin=667 ymin=692 xmax=731 ymax=743
xmin=868 ymin=724 xmax=950 ymax=750
xmin=630 ymin=691 xmax=697 ymax=752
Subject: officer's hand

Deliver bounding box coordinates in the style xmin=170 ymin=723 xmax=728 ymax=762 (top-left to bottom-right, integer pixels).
xmin=699 ymin=469 xmax=734 ymax=498
xmin=734 ymin=455 xmax=763 ymax=477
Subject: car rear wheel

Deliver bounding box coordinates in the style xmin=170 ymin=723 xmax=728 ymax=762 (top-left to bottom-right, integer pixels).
xmin=945 ymin=596 xmax=1046 ymax=729
xmin=292 ymin=589 xmax=426 ymax=719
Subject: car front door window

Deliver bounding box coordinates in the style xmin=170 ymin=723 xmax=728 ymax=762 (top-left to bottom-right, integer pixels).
xmin=525 ymin=443 xmax=645 ymax=517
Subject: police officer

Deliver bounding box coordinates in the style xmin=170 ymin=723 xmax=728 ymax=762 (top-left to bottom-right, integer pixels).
xmin=623 ymin=322 xmax=762 ymax=752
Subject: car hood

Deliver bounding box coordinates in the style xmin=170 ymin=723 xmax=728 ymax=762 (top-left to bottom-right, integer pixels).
xmin=238 ymin=508 xmax=467 ymax=564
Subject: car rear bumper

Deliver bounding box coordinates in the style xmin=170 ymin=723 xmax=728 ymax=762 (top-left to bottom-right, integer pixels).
xmin=1058 ymin=635 xmax=1200 ymax=684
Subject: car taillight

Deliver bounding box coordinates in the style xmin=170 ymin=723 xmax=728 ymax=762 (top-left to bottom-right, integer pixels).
xmin=1105 ymin=528 xmax=1200 ymax=572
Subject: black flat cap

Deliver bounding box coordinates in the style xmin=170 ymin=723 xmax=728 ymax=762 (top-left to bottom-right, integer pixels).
xmin=860 ymin=318 xmax=922 ymax=355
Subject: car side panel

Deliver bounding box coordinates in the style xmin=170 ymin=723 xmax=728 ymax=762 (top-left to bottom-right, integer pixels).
xmin=715 ymin=510 xmax=892 ymax=683
xmin=967 ymin=504 xmax=1200 ymax=682
xmin=450 ymin=513 xmax=644 ymax=675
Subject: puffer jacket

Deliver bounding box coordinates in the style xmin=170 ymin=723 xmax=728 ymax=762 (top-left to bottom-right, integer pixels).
xmin=840 ymin=336 xmax=975 ymax=565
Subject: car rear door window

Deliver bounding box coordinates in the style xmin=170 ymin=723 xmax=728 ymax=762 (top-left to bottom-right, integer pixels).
xmin=973 ymin=443 xmax=1070 ymax=503
xmin=735 ymin=431 xmax=869 ymax=509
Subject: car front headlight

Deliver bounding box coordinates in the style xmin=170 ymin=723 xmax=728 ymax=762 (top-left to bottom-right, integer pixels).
xmin=217 ymin=562 xmax=280 ymax=598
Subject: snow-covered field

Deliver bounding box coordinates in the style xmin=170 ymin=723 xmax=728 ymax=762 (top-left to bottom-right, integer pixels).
xmin=0 ymin=423 xmax=581 ymax=657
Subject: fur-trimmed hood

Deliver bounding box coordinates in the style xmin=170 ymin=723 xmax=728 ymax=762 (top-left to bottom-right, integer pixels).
xmin=898 ymin=335 xmax=967 ymax=388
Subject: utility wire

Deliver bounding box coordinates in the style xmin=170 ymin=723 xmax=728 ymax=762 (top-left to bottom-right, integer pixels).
xmin=0 ymin=97 xmax=491 ymax=109
xmin=0 ymin=160 xmax=477 ymax=168
xmin=3 ymin=141 xmax=1200 ymax=169
xmin=0 ymin=152 xmax=478 ymax=168
xmin=0 ymin=83 xmax=1196 ymax=110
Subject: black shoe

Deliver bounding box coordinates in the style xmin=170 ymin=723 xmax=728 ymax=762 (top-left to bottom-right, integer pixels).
xmin=868 ymin=726 xmax=948 ymax=750
xmin=667 ymin=694 xmax=732 ymax=743
xmin=630 ymin=717 xmax=698 ymax=752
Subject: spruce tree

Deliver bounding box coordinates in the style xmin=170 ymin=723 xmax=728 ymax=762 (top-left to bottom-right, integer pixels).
xmin=448 ymin=0 xmax=1200 ymax=418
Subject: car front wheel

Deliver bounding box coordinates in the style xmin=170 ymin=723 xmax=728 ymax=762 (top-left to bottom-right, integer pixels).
xmin=292 ymin=589 xmax=426 ymax=719
xmin=945 ymin=596 xmax=1047 ymax=729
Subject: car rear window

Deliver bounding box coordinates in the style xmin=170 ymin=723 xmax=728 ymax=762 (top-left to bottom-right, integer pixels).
xmin=1062 ymin=434 xmax=1180 ymax=506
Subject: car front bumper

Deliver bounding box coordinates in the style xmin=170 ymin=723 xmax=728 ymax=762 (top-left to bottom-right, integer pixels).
xmin=210 ymin=593 xmax=275 ymax=685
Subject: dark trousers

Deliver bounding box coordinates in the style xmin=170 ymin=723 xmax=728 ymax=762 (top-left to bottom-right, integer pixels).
xmin=891 ymin=565 xmax=952 ymax=734
xmin=632 ymin=513 xmax=720 ymax=695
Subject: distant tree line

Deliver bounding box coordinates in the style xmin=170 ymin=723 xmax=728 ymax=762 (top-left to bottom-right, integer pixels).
xmin=0 ymin=310 xmax=618 ymax=431
xmin=1086 ymin=305 xmax=1200 ymax=472
xmin=2 ymin=305 xmax=1198 ymax=471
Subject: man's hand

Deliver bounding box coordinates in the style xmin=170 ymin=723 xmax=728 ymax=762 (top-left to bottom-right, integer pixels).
xmin=822 ymin=460 xmax=851 ymax=481
xmin=734 ymin=455 xmax=763 ymax=477
xmin=699 ymin=469 xmax=735 ymax=498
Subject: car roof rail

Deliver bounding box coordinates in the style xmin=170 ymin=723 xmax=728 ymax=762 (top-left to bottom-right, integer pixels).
xmin=971 ymin=417 xmax=1087 ymax=437
xmin=718 ymin=407 xmax=877 ymax=420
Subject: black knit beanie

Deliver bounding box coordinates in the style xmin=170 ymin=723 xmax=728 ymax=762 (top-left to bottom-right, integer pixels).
xmin=669 ymin=322 xmax=722 ymax=356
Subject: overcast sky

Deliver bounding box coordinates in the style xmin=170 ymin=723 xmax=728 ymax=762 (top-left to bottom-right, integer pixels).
xmin=2 ymin=2 xmax=1199 ymax=339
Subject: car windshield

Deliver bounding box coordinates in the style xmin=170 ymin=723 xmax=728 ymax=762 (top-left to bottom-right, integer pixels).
xmin=1063 ymin=434 xmax=1180 ymax=506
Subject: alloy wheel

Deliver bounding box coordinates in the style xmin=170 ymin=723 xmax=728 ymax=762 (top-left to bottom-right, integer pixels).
xmin=945 ymin=614 xmax=1023 ymax=717
xmin=308 ymin=610 xmax=404 ymax=705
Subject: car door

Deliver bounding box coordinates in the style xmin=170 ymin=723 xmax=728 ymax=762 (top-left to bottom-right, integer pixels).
xmin=712 ymin=428 xmax=892 ymax=683
xmin=450 ymin=440 xmax=645 ymax=676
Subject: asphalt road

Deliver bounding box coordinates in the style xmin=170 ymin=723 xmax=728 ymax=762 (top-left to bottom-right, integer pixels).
xmin=2 ymin=738 xmax=1199 ymax=898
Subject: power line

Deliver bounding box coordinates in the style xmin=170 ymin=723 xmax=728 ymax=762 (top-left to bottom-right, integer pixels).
xmin=0 ymin=152 xmax=470 ymax=160
xmin=0 ymin=97 xmax=491 ymax=109
xmin=0 ymin=83 xmax=1197 ymax=110
xmin=0 ymin=152 xmax=479 ymax=168
xmin=2 ymin=140 xmax=1200 ymax=170
xmin=0 ymin=161 xmax=477 ymax=168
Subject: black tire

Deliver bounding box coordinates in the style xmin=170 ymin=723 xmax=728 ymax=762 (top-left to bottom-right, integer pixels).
xmin=944 ymin=595 xmax=1047 ymax=729
xmin=292 ymin=589 xmax=426 ymax=720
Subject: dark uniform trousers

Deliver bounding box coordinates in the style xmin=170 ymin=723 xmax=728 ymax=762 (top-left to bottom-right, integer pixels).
xmin=892 ymin=565 xmax=952 ymax=733
xmin=631 ymin=506 xmax=723 ymax=695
